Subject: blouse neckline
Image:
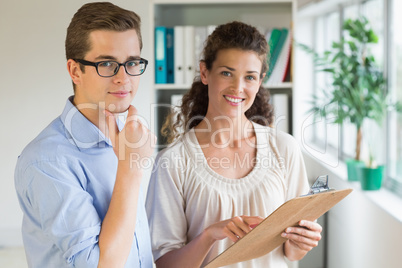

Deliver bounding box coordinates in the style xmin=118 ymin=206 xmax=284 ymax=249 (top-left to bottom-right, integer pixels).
xmin=183 ymin=121 xmax=270 ymax=186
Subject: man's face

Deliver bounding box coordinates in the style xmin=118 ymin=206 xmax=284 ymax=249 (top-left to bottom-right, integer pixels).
xmin=71 ymin=29 xmax=141 ymax=116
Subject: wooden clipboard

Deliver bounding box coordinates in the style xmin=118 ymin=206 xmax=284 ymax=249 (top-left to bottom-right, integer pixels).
xmin=204 ymin=188 xmax=353 ymax=268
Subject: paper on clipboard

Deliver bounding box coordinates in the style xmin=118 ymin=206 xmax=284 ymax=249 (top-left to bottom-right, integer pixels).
xmin=204 ymin=176 xmax=352 ymax=268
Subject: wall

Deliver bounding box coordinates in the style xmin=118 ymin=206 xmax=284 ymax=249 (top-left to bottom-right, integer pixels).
xmin=0 ymin=0 xmax=153 ymax=247
xmin=303 ymin=153 xmax=402 ymax=268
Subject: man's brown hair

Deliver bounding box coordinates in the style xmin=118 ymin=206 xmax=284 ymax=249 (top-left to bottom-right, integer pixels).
xmin=65 ymin=2 xmax=142 ymax=61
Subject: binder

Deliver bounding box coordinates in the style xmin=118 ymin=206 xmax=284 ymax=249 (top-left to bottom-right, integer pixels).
xmin=194 ymin=26 xmax=208 ymax=73
xmin=184 ymin=25 xmax=195 ymax=85
xmin=155 ymin=26 xmax=167 ymax=84
xmin=166 ymin=27 xmax=174 ymax=83
xmin=205 ymin=175 xmax=352 ymax=268
xmin=265 ymin=28 xmax=288 ymax=82
xmin=174 ymin=26 xmax=185 ymax=85
xmin=272 ymin=94 xmax=289 ymax=133
xmin=282 ymin=47 xmax=292 ymax=82
xmin=267 ymin=30 xmax=292 ymax=85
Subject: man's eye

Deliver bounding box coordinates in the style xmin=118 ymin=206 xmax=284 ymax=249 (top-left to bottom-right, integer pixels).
xmin=127 ymin=61 xmax=138 ymax=67
xmin=222 ymin=71 xmax=231 ymax=76
xmin=99 ymin=61 xmax=113 ymax=67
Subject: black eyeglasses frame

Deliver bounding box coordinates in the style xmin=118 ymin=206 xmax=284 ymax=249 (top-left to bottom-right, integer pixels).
xmin=74 ymin=58 xmax=148 ymax=77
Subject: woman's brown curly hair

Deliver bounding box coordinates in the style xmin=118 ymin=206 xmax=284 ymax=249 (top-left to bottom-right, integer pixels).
xmin=162 ymin=21 xmax=274 ymax=144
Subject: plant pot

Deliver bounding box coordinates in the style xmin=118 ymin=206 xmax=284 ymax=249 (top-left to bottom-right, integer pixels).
xmin=358 ymin=165 xmax=384 ymax=190
xmin=346 ymin=159 xmax=365 ymax=181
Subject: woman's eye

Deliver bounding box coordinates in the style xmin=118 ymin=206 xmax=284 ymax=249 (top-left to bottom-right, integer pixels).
xmin=246 ymin=75 xmax=257 ymax=81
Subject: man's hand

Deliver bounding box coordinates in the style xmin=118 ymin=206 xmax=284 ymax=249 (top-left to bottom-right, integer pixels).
xmin=104 ymin=105 xmax=156 ymax=167
xmin=98 ymin=105 xmax=157 ymax=267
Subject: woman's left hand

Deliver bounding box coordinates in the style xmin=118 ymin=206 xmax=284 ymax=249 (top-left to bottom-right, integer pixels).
xmin=281 ymin=220 xmax=322 ymax=261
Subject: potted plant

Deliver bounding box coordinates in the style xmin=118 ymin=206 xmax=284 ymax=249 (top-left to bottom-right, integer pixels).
xmin=299 ymin=17 xmax=401 ymax=183
xmin=358 ymin=146 xmax=385 ymax=190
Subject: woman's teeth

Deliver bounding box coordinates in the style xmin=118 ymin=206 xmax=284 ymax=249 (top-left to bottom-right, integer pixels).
xmin=224 ymin=96 xmax=244 ymax=103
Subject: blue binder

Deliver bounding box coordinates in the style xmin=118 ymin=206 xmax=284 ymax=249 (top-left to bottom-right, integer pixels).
xmin=155 ymin=26 xmax=167 ymax=84
xmin=166 ymin=28 xmax=174 ymax=83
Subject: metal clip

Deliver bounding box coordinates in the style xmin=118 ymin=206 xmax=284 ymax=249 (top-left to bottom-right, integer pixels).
xmin=307 ymin=175 xmax=333 ymax=195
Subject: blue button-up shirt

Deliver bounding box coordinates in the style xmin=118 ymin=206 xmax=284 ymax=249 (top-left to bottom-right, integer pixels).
xmin=15 ymin=97 xmax=153 ymax=267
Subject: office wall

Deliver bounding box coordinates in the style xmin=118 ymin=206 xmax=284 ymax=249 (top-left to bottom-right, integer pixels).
xmin=303 ymin=153 xmax=402 ymax=268
xmin=0 ymin=0 xmax=153 ymax=246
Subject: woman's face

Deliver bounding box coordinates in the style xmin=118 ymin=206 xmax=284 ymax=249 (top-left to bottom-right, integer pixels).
xmin=200 ymin=48 xmax=264 ymax=120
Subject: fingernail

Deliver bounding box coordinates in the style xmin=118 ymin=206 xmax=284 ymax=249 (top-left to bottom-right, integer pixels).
xmin=281 ymin=232 xmax=287 ymax=237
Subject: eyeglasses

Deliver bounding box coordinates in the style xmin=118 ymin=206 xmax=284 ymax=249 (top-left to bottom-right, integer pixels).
xmin=74 ymin=58 xmax=148 ymax=77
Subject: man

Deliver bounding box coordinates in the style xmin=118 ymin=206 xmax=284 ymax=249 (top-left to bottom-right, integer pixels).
xmin=14 ymin=2 xmax=155 ymax=267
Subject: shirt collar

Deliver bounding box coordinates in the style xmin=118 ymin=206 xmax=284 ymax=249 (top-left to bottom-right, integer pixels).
xmin=60 ymin=96 xmax=116 ymax=150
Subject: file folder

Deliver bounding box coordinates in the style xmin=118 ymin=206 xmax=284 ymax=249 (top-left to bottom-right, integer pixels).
xmin=174 ymin=26 xmax=185 ymax=85
xmin=265 ymin=28 xmax=288 ymax=82
xmin=194 ymin=26 xmax=208 ymax=74
xmin=267 ymin=29 xmax=292 ymax=85
xmin=155 ymin=26 xmax=167 ymax=84
xmin=166 ymin=27 xmax=174 ymax=84
xmin=184 ymin=25 xmax=195 ymax=85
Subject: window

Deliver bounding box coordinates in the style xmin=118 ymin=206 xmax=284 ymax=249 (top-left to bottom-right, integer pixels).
xmin=387 ymin=0 xmax=402 ymax=193
xmin=362 ymin=0 xmax=384 ymax=67
xmin=310 ymin=12 xmax=341 ymax=156
xmin=341 ymin=3 xmax=360 ymax=159
xmin=305 ymin=0 xmax=402 ymax=196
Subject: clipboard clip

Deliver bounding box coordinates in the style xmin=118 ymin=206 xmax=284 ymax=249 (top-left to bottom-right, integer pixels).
xmin=307 ymin=175 xmax=333 ymax=195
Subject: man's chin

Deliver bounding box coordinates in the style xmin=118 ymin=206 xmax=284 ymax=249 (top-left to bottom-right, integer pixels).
xmin=106 ymin=104 xmax=130 ymax=114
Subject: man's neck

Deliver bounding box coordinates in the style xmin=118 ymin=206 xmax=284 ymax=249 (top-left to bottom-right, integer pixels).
xmin=71 ymin=96 xmax=108 ymax=135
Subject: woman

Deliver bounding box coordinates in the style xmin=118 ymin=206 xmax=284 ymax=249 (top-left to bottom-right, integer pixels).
xmin=146 ymin=21 xmax=322 ymax=268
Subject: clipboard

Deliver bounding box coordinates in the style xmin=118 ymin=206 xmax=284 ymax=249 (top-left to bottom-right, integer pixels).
xmin=204 ymin=175 xmax=352 ymax=268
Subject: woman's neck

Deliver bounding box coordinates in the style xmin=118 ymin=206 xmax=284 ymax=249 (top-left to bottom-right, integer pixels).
xmin=195 ymin=115 xmax=255 ymax=146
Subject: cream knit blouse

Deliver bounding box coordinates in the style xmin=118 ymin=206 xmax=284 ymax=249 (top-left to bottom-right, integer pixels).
xmin=146 ymin=122 xmax=309 ymax=268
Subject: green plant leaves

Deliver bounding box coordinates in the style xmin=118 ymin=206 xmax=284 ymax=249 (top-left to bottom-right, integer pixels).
xmin=296 ymin=16 xmax=402 ymax=160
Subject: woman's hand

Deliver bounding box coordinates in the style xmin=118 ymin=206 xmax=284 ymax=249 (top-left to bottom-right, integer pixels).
xmin=204 ymin=216 xmax=264 ymax=243
xmin=282 ymin=220 xmax=322 ymax=261
xmin=155 ymin=215 xmax=264 ymax=268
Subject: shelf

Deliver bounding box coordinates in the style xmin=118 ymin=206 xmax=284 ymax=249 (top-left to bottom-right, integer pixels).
xmin=264 ymin=82 xmax=293 ymax=89
xmin=155 ymin=84 xmax=191 ymax=90
xmin=153 ymin=0 xmax=293 ymax=4
xmin=152 ymin=0 xmax=296 ymax=136
xmin=154 ymin=2 xmax=293 ymax=28
xmin=155 ymin=82 xmax=293 ymax=91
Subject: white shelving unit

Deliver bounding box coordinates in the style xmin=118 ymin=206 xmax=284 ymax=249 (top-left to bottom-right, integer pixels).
xmin=155 ymin=82 xmax=293 ymax=91
xmin=150 ymin=0 xmax=297 ymax=146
